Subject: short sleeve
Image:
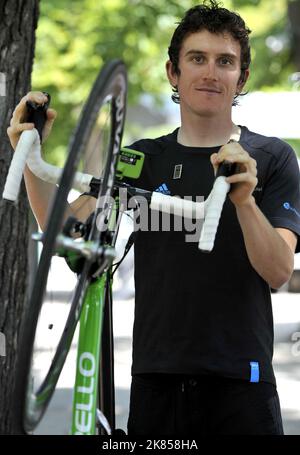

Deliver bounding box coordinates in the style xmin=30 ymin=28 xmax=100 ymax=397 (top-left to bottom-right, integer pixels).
xmin=259 ymin=143 xmax=300 ymax=253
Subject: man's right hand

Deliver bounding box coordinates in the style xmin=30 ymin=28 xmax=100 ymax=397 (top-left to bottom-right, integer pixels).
xmin=7 ymin=91 xmax=57 ymax=150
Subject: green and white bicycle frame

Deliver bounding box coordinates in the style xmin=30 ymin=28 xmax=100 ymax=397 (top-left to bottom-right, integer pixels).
xmin=68 ymin=162 xmax=133 ymax=435
xmin=70 ymin=190 xmax=124 ymax=435
xmin=71 ymin=274 xmax=109 ymax=435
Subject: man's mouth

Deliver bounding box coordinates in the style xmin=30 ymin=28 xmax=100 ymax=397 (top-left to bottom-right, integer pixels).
xmin=196 ymin=87 xmax=222 ymax=94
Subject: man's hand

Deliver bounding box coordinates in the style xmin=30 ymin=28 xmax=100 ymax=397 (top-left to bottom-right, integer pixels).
xmin=7 ymin=91 xmax=57 ymax=150
xmin=210 ymin=142 xmax=258 ymax=207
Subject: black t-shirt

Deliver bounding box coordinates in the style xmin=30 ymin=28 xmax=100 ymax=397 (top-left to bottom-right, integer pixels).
xmin=123 ymin=126 xmax=300 ymax=386
xmin=86 ymin=125 xmax=300 ymax=385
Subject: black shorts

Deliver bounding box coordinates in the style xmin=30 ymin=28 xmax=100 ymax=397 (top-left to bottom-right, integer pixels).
xmin=127 ymin=373 xmax=284 ymax=436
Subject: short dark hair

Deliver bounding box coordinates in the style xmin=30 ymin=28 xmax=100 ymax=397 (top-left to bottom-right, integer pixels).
xmin=168 ymin=0 xmax=251 ymax=105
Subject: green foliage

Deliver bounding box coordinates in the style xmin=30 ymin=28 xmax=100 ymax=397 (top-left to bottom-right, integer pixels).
xmin=236 ymin=0 xmax=294 ymax=92
xmin=33 ymin=0 xmax=200 ymax=164
xmin=33 ymin=0 xmax=298 ymax=163
xmin=285 ymin=139 xmax=300 ymax=158
xmin=232 ymin=0 xmax=262 ymax=7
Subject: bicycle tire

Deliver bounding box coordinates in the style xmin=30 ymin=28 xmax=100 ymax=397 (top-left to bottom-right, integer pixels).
xmin=12 ymin=59 xmax=127 ymax=434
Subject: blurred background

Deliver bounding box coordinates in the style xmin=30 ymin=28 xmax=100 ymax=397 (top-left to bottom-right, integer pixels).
xmin=33 ymin=0 xmax=300 ymax=159
xmin=6 ymin=0 xmax=300 ymax=435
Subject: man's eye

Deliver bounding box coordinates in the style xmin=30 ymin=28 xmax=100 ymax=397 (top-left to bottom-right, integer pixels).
xmin=220 ymin=58 xmax=232 ymax=65
xmin=193 ymin=56 xmax=204 ymax=63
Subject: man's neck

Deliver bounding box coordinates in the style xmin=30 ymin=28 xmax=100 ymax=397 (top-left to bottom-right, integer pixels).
xmin=177 ymin=115 xmax=240 ymax=147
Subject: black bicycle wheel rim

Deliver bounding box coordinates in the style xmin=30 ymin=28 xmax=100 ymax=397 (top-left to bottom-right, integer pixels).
xmin=12 ymin=60 xmax=127 ymax=434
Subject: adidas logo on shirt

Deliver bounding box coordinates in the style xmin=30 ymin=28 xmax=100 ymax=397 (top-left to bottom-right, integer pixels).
xmin=155 ymin=183 xmax=171 ymax=195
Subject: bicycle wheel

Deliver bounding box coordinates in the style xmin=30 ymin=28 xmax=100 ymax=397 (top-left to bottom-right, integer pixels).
xmin=12 ymin=59 xmax=127 ymax=434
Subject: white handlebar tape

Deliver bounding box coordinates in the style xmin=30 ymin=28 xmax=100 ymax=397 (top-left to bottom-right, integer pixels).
xmin=3 ymin=128 xmax=94 ymax=202
xmin=26 ymin=141 xmax=93 ymax=193
xmin=150 ymin=192 xmax=205 ymax=220
xmin=198 ymin=176 xmax=230 ymax=252
xmin=73 ymin=171 xmax=93 ymax=193
xmin=2 ymin=129 xmax=39 ymax=202
xmin=197 ymin=130 xmax=240 ymax=252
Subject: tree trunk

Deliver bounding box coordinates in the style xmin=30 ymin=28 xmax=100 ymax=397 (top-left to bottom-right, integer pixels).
xmin=0 ymin=0 xmax=39 ymax=434
xmin=288 ymin=0 xmax=300 ymax=70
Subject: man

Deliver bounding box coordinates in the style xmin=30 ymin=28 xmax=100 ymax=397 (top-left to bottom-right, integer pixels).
xmin=121 ymin=2 xmax=300 ymax=436
xmin=7 ymin=1 xmax=300 ymax=435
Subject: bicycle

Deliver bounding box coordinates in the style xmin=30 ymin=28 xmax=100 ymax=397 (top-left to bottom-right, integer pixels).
xmin=3 ymin=59 xmax=238 ymax=435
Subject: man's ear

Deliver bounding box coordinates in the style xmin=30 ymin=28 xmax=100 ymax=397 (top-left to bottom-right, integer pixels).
xmin=237 ymin=68 xmax=250 ymax=93
xmin=166 ymin=60 xmax=178 ymax=88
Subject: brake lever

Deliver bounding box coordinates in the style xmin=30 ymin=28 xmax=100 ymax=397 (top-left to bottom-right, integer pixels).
xmin=216 ymin=138 xmax=238 ymax=178
xmin=26 ymin=92 xmax=51 ymax=143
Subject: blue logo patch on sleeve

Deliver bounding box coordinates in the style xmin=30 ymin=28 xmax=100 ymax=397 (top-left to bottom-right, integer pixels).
xmin=283 ymin=202 xmax=300 ymax=219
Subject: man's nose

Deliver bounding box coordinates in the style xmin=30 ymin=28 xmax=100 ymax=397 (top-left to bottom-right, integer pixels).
xmin=202 ymin=61 xmax=218 ymax=80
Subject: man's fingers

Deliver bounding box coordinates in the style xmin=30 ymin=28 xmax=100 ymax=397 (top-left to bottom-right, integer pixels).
xmin=46 ymin=108 xmax=57 ymax=120
xmin=8 ymin=91 xmax=51 ymax=150
xmin=23 ymin=91 xmax=48 ymax=105
xmin=226 ymin=172 xmax=258 ymax=186
xmin=210 ymin=153 xmax=219 ymax=176
xmin=210 ymin=153 xmax=218 ymax=164
xmin=216 ymin=154 xmax=257 ymax=178
xmin=8 ymin=123 xmax=34 ymax=135
xmin=7 ymin=122 xmax=35 ymax=149
xmin=18 ymin=123 xmax=35 ymax=132
xmin=42 ymin=108 xmax=57 ymax=142
xmin=216 ymin=153 xmax=249 ymax=164
xmin=12 ymin=91 xmax=49 ymax=123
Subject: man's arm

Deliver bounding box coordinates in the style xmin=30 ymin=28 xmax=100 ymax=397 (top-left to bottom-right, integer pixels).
xmin=7 ymin=92 xmax=95 ymax=231
xmin=211 ymin=142 xmax=297 ymax=289
xmin=235 ymin=198 xmax=295 ymax=289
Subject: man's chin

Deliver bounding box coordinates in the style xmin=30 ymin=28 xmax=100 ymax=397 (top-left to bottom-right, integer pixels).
xmin=194 ymin=107 xmax=219 ymax=118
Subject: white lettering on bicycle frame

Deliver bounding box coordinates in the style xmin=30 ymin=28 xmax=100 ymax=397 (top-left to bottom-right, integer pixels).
xmin=75 ymin=407 xmax=92 ymax=434
xmin=75 ymin=352 xmax=96 ymax=434
xmin=79 ymin=352 xmax=95 ymax=376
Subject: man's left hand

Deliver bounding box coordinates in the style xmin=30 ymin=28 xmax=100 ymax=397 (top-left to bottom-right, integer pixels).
xmin=210 ymin=142 xmax=258 ymax=207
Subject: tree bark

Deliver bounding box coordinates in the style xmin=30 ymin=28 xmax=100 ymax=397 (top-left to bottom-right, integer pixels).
xmin=0 ymin=0 xmax=39 ymax=434
xmin=288 ymin=0 xmax=300 ymax=70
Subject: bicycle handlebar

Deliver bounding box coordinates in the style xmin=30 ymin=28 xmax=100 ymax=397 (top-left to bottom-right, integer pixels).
xmin=150 ymin=172 xmax=231 ymax=251
xmin=198 ymin=176 xmax=230 ymax=251
xmin=3 ymin=102 xmax=238 ymax=251
xmin=2 ymin=128 xmax=94 ymax=201
xmin=3 ymin=130 xmax=39 ymax=202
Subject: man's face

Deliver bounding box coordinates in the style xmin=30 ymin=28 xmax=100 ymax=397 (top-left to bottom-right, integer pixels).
xmin=167 ymin=29 xmax=249 ymax=118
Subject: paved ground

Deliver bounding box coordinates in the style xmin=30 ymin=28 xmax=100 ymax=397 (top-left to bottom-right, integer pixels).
xmin=34 ymin=290 xmax=300 ymax=435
